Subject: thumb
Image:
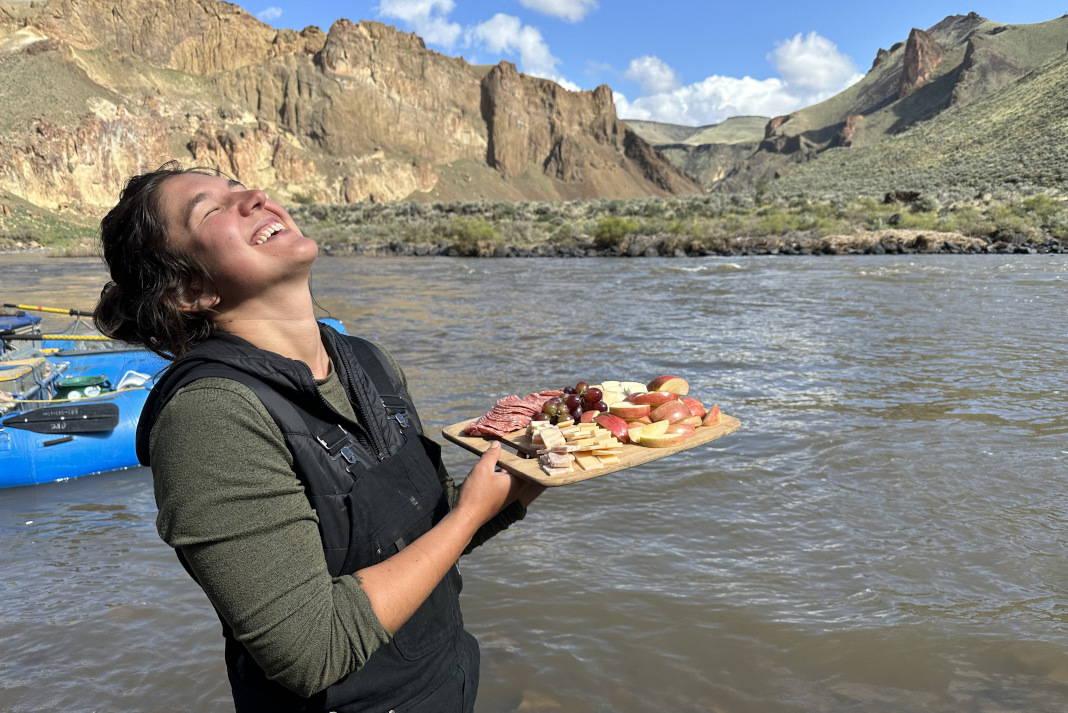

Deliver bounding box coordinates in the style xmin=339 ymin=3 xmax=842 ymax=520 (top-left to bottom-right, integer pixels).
xmin=478 ymin=440 xmax=502 ymax=470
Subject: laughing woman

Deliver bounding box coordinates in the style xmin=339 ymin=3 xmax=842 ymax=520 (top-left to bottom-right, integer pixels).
xmin=94 ymin=162 xmax=544 ymax=713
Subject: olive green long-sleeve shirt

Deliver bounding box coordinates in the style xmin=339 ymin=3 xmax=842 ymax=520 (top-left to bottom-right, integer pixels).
xmin=151 ymin=363 xmax=525 ymax=698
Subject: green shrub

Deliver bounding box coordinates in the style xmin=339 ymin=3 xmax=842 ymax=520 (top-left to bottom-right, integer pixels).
xmin=445 ymin=217 xmax=498 ymax=255
xmin=593 ymin=216 xmax=639 ymax=249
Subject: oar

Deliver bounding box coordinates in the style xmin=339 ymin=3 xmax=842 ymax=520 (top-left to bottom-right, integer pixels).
xmin=3 ymin=303 xmax=94 ymax=317
xmin=2 ymin=402 xmax=120 ymax=434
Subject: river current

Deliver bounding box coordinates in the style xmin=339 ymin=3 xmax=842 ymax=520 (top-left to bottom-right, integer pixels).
xmin=1 ymin=253 xmax=1066 ymax=712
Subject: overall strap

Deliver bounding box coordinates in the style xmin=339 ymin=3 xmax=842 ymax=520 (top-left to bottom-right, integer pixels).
xmin=164 ymin=363 xmax=373 ymax=476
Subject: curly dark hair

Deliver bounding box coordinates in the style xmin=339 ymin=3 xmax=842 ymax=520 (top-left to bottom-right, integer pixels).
xmin=93 ymin=161 xmax=221 ymax=360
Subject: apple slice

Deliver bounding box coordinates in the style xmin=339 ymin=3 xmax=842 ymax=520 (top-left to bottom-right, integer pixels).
xmin=608 ymin=402 xmax=651 ymax=420
xmin=646 ymin=375 xmax=689 ymax=395
xmin=677 ymin=415 xmax=703 ymax=427
xmin=640 ymin=431 xmax=687 ymax=448
xmin=641 ymin=419 xmax=669 ymax=438
xmin=624 ymin=416 xmax=652 ymax=427
xmin=595 ymin=413 xmax=630 ymax=444
xmin=649 ymin=400 xmax=692 ymax=424
xmin=664 ymin=422 xmax=696 ymax=438
xmin=579 ymin=410 xmax=598 ymax=424
xmin=631 ymin=391 xmax=678 ymax=406
xmin=701 ymin=404 xmax=720 ymax=426
xmin=626 ymin=424 xmax=645 ymax=445
xmin=681 ymin=397 xmax=705 ymax=417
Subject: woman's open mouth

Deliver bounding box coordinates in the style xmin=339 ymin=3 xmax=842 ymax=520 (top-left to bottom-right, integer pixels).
xmin=252 ymin=221 xmax=286 ymax=245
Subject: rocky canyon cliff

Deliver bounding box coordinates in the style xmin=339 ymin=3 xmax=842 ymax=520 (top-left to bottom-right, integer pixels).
xmin=0 ymin=0 xmax=701 ymax=224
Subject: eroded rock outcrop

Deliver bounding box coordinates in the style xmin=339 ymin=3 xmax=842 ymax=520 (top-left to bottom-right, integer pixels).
xmin=480 ymin=61 xmax=701 ymax=197
xmin=898 ymin=28 xmax=944 ymax=99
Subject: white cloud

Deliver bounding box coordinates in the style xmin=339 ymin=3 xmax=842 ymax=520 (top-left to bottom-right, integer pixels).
xmin=373 ymin=5 xmax=580 ymax=92
xmin=518 ymin=0 xmax=598 ymax=22
xmin=257 ymin=6 xmax=283 ymax=21
xmin=623 ymin=56 xmax=679 ymax=95
xmin=770 ymin=31 xmax=863 ymax=94
xmin=614 ymin=76 xmax=799 ymax=126
xmin=616 ymin=32 xmax=862 ymax=126
xmin=469 ymin=14 xmax=560 ymax=80
xmin=378 ymin=0 xmax=463 ymax=48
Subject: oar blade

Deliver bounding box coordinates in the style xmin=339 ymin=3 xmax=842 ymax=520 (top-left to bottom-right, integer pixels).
xmin=2 ymin=402 xmax=120 ymax=434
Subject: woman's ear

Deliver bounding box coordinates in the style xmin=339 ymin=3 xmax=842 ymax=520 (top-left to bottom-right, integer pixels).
xmin=178 ymin=279 xmax=220 ymax=314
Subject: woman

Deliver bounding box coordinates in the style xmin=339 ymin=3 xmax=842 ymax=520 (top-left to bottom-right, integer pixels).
xmin=95 ymin=162 xmax=544 ymax=712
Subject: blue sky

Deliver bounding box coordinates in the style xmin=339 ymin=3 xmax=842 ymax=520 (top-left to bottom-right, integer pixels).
xmin=236 ymin=1 xmax=1068 ymax=126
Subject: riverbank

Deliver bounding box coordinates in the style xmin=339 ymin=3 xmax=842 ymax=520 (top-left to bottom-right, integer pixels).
xmin=4 ymin=191 xmax=1066 ymax=257
xmin=3 ymin=227 xmax=1063 ymax=258
xmin=317 ymin=229 xmax=1062 ymax=257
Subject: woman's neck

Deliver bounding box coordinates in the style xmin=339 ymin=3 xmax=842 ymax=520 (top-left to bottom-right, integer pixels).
xmin=214 ymin=293 xmax=332 ymax=379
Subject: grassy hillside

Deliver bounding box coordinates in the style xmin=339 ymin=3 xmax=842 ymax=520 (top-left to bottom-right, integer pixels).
xmin=684 ymin=116 xmax=767 ymax=145
xmin=771 ymin=51 xmax=1068 ymax=199
xmin=626 ymin=116 xmax=767 ymax=147
xmin=623 ymin=120 xmax=700 ymax=145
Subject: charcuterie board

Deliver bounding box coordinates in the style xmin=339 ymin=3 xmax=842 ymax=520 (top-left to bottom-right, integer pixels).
xmin=441 ymin=414 xmax=740 ymax=486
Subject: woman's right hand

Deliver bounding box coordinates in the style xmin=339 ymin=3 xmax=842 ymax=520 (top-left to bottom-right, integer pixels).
xmin=453 ymin=442 xmax=526 ymax=528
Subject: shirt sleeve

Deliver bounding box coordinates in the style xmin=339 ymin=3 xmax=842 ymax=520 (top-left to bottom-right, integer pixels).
xmin=150 ymin=378 xmax=390 ymax=698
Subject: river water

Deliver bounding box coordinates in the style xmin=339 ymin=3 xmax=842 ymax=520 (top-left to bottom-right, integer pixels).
xmin=1 ymin=253 xmax=1066 ymax=712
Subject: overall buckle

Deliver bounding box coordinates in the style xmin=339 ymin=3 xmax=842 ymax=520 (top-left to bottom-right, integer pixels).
xmin=316 ymin=424 xmax=358 ymax=465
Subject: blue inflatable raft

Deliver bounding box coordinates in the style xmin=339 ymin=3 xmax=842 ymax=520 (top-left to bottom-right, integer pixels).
xmin=0 ymin=312 xmax=346 ymax=488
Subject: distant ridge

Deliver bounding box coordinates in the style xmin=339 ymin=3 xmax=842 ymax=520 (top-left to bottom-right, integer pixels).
xmin=770 ymin=48 xmax=1068 ymax=198
xmin=635 ymin=12 xmax=1068 ymax=197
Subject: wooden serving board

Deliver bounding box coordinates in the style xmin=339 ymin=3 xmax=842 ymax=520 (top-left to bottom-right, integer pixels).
xmin=441 ymin=414 xmax=740 ymax=486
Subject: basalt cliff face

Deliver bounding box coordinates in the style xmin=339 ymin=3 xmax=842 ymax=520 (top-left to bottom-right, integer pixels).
xmin=0 ymin=0 xmax=700 ymax=222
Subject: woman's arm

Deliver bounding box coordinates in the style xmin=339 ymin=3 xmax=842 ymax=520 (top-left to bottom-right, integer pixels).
xmin=152 ymin=380 xmax=391 ymax=697
xmin=355 ymin=442 xmax=526 ymax=633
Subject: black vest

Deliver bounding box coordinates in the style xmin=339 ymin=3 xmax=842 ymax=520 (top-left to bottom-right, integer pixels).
xmin=137 ymin=325 xmax=479 ymax=713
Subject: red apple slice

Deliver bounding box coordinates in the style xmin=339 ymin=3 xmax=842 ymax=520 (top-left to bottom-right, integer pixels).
xmin=609 ymin=402 xmax=652 ymax=420
xmin=649 ymin=400 xmax=692 ymax=424
xmin=631 ymin=391 xmax=678 ymax=406
xmin=625 ymin=416 xmax=652 ymax=426
xmin=664 ymin=422 xmax=696 ymax=438
xmin=579 ymin=410 xmax=598 ymax=424
xmin=677 ymin=415 xmax=703 ymax=427
xmin=680 ymin=397 xmax=705 ymax=417
xmin=640 ymin=431 xmax=687 ymax=448
xmin=594 ymin=413 xmax=630 ymax=444
xmin=701 ymin=404 xmax=721 ymax=426
xmin=646 ymin=375 xmax=689 ymax=395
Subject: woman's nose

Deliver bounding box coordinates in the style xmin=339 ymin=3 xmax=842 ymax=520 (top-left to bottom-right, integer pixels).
xmin=237 ymin=188 xmax=267 ymax=214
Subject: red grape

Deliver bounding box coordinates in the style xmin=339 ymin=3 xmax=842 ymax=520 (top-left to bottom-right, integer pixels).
xmin=592 ymin=400 xmax=608 ymax=412
xmin=583 ymin=386 xmax=602 ymax=404
xmin=575 ymin=381 xmax=589 ymax=397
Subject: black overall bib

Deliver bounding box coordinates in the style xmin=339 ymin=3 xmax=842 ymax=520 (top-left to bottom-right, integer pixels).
xmin=137 ymin=327 xmax=479 ymax=713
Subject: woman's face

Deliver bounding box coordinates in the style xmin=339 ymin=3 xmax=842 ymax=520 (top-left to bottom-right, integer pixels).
xmin=158 ymin=172 xmax=318 ymax=308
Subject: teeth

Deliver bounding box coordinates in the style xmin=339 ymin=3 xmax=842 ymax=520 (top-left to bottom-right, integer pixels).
xmin=253 ymin=221 xmax=284 ymax=245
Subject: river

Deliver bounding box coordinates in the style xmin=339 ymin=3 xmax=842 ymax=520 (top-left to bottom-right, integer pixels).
xmin=1 ymin=253 xmax=1066 ymax=712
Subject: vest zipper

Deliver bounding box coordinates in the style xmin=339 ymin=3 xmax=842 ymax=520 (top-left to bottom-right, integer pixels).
xmin=328 ymin=336 xmax=389 ymax=462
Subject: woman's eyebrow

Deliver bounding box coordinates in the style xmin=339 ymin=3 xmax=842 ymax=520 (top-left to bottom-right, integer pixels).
xmin=183 ymin=179 xmax=247 ymax=228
